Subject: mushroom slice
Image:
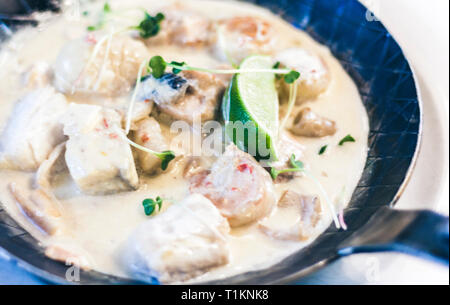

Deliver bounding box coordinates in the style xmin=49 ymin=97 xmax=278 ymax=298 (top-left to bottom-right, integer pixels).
xmin=290 ymin=107 xmax=336 ymax=137
xmin=8 ymin=183 xmax=62 ymax=236
xmin=259 ymin=190 xmax=322 ymax=241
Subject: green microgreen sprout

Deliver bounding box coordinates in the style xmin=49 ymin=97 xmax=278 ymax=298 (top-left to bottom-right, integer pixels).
xmin=142 ymin=196 xmax=163 ymax=216
xmin=319 ymin=145 xmax=328 ymax=155
xmin=124 ymin=137 xmax=175 ymax=171
xmin=270 ymin=154 xmax=305 ymax=180
xmin=339 ymin=134 xmax=356 ymax=146
xmin=147 ymin=56 xmax=300 ymax=84
xmin=132 ymin=12 xmax=165 ymax=39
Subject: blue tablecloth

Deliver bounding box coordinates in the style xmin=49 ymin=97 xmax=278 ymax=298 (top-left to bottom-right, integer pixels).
xmin=0 ymin=256 xmax=45 ymax=285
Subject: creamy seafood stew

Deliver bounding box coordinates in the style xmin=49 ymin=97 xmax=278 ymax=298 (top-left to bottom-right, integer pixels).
xmin=0 ymin=0 xmax=369 ymax=283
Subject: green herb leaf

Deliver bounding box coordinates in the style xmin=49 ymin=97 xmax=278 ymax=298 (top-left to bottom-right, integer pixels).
xmin=159 ymin=151 xmax=176 ymax=170
xmin=272 ymin=61 xmax=280 ymax=69
xmin=284 ymin=70 xmax=300 ymax=84
xmin=82 ymin=11 xmax=89 ymax=17
xmin=170 ymin=61 xmax=187 ymax=74
xmin=103 ymin=2 xmax=111 ymax=13
xmin=149 ymin=56 xmax=167 ymax=78
xmin=319 ymin=145 xmax=328 ymax=155
xmin=142 ymin=197 xmax=164 ymax=216
xmin=339 ymin=134 xmax=356 ymax=146
xmin=136 ymin=12 xmax=165 ymax=39
xmin=87 ymin=25 xmax=97 ymax=31
xmin=270 ymin=154 xmax=305 ymax=180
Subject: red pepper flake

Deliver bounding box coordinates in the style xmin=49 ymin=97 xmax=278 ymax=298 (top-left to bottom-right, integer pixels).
xmin=141 ymin=134 xmax=150 ymax=143
xmin=109 ymin=133 xmax=118 ymax=139
xmin=144 ymin=99 xmax=151 ymax=103
xmin=103 ymin=118 xmax=109 ymax=129
xmin=237 ymin=163 xmax=253 ymax=174
xmin=86 ymin=34 xmax=97 ymax=44
xmin=231 ymin=187 xmax=239 ymax=191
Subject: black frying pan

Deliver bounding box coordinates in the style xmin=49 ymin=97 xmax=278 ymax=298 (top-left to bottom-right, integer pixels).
xmin=0 ymin=0 xmax=448 ymax=284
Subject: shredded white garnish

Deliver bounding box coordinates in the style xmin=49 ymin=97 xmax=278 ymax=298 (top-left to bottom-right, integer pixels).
xmin=92 ymin=30 xmax=114 ymax=91
xmin=122 ymin=135 xmax=159 ymax=156
xmin=279 ymin=81 xmax=298 ymax=132
xmin=125 ymin=60 xmax=147 ymax=134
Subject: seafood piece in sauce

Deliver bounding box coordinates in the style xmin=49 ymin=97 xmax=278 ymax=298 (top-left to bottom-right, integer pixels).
xmin=21 ymin=61 xmax=54 ymax=89
xmin=150 ymin=9 xmax=213 ymax=47
xmin=8 ymin=183 xmax=63 ymax=236
xmin=53 ymin=35 xmax=149 ymax=98
xmin=62 ymin=104 xmax=139 ymax=195
xmin=190 ymin=144 xmax=276 ymax=227
xmin=139 ymin=71 xmax=225 ymax=123
xmin=0 ymin=87 xmax=68 ymax=171
xmin=275 ymin=48 xmax=331 ymax=103
xmin=213 ymin=16 xmax=277 ymax=63
xmin=123 ymin=194 xmax=230 ymax=283
xmin=290 ymin=107 xmax=337 ymax=138
xmin=259 ymin=190 xmax=322 ymax=241
xmin=133 ymin=117 xmax=168 ymax=174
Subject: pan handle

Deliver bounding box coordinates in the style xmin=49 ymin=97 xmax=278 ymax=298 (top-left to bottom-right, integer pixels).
xmin=338 ymin=206 xmax=449 ymax=264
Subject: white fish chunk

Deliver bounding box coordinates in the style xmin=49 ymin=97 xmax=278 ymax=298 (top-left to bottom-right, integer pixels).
xmin=133 ymin=117 xmax=168 ymax=174
xmin=123 ymin=194 xmax=230 ymax=283
xmin=0 ymin=87 xmax=68 ymax=171
xmin=290 ymin=107 xmax=336 ymax=137
xmin=53 ymin=35 xmax=149 ymax=98
xmin=190 ymin=144 xmax=276 ymax=227
xmin=62 ymin=103 xmax=138 ymax=195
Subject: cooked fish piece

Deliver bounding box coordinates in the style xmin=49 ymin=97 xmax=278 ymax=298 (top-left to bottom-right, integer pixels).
xmin=62 ymin=103 xmax=139 ymax=195
xmin=139 ymin=71 xmax=225 ymax=123
xmin=21 ymin=61 xmax=54 ymax=89
xmin=213 ymin=16 xmax=277 ymax=63
xmin=123 ymin=194 xmax=230 ymax=283
xmin=270 ymin=132 xmax=305 ymax=182
xmin=53 ymin=35 xmax=149 ymax=98
xmin=190 ymin=144 xmax=276 ymax=227
xmin=149 ymin=9 xmax=212 ymax=47
xmin=133 ymin=117 xmax=168 ymax=174
xmin=275 ymin=48 xmax=331 ymax=103
xmin=8 ymin=183 xmax=63 ymax=236
xmin=259 ymin=190 xmax=322 ymax=241
xmin=0 ymin=87 xmax=68 ymax=171
xmin=290 ymin=107 xmax=337 ymax=137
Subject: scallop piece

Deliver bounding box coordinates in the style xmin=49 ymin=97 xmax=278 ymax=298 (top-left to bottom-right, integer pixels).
xmin=122 ymin=194 xmax=230 ymax=284
xmin=290 ymin=107 xmax=336 ymax=137
xmin=139 ymin=71 xmax=225 ymax=123
xmin=275 ymin=48 xmax=331 ymax=103
xmin=259 ymin=190 xmax=322 ymax=241
xmin=133 ymin=117 xmax=168 ymax=174
xmin=0 ymin=87 xmax=68 ymax=171
xmin=53 ymin=35 xmax=149 ymax=98
xmin=190 ymin=144 xmax=276 ymax=227
xmin=62 ymin=103 xmax=139 ymax=195
xmin=213 ymin=16 xmax=277 ymax=64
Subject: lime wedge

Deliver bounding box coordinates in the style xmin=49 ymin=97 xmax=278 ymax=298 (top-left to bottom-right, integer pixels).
xmin=222 ymin=55 xmax=279 ymax=162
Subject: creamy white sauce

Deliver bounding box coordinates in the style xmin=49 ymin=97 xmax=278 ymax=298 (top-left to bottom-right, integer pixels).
xmin=0 ymin=0 xmax=369 ymax=283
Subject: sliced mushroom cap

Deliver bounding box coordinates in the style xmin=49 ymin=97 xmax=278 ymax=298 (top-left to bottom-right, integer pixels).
xmin=290 ymin=107 xmax=336 ymax=137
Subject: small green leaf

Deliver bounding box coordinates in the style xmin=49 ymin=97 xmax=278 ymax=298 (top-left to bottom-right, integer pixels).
xmin=272 ymin=61 xmax=280 ymax=69
xmin=339 ymin=134 xmax=356 ymax=146
xmin=136 ymin=12 xmax=165 ymax=39
xmin=142 ymin=198 xmax=156 ymax=216
xmin=149 ymin=56 xmax=167 ymax=78
xmin=284 ymin=70 xmax=300 ymax=84
xmin=270 ymin=154 xmax=305 ymax=180
xmin=103 ymin=2 xmax=111 ymax=13
xmin=87 ymin=25 xmax=97 ymax=31
xmin=82 ymin=11 xmax=89 ymax=16
xmin=170 ymin=61 xmax=186 ymax=74
xmin=289 ymin=154 xmax=304 ymax=169
xmin=319 ymin=145 xmax=328 ymax=155
xmin=160 ymin=151 xmax=176 ymax=170
xmin=270 ymin=167 xmax=279 ymax=180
